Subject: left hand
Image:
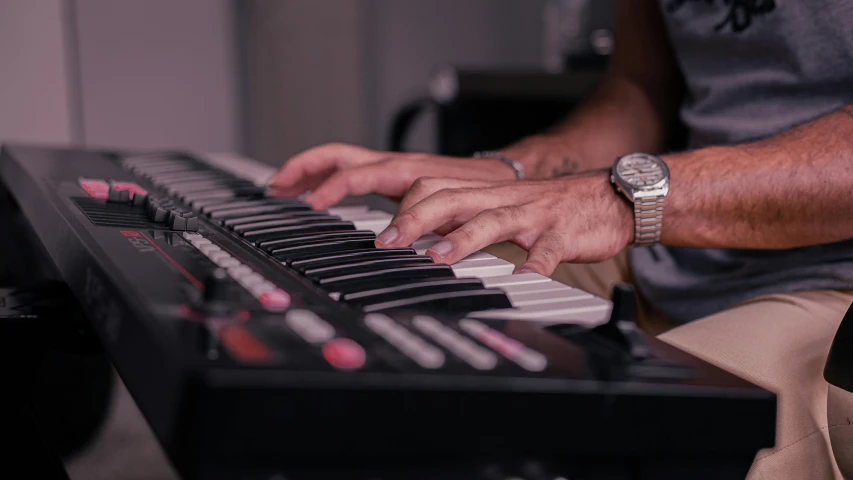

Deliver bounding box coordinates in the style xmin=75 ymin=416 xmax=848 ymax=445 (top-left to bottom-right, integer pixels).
xmin=374 ymin=172 xmax=635 ymax=275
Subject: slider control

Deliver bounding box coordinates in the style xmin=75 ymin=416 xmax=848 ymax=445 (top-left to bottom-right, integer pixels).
xmin=195 ymin=269 xmax=234 ymax=315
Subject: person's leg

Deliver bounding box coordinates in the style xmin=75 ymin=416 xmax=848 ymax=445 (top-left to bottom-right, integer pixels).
xmin=828 ymin=384 xmax=853 ymax=479
xmin=657 ymin=290 xmax=853 ymax=480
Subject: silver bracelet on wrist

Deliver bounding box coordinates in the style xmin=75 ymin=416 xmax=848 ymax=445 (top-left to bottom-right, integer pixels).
xmin=472 ymin=151 xmax=525 ymax=180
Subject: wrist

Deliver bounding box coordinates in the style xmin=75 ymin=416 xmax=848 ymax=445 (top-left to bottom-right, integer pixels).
xmin=605 ymin=178 xmax=636 ymax=248
xmin=499 ymin=134 xmax=558 ymax=179
xmin=562 ymin=171 xmax=635 ymax=249
xmin=472 ymin=151 xmax=525 ymax=180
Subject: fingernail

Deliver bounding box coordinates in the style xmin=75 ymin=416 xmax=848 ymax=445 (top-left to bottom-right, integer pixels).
xmin=428 ymin=241 xmax=453 ymax=257
xmin=376 ymin=226 xmax=399 ymax=246
xmin=516 ymin=268 xmax=534 ymax=274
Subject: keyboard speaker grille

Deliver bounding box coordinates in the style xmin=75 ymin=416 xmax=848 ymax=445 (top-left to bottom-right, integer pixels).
xmin=73 ymin=197 xmax=168 ymax=229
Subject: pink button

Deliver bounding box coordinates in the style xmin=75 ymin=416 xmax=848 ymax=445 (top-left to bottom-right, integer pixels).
xmin=258 ymin=289 xmax=291 ymax=310
xmin=79 ymin=178 xmax=109 ymax=199
xmin=322 ymin=338 xmax=366 ymax=370
xmin=110 ymin=181 xmax=148 ymax=197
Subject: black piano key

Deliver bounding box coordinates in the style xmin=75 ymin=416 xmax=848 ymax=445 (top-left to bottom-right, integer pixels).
xmin=151 ymin=173 xmax=232 ymax=187
xmin=258 ymin=231 xmax=376 ymax=251
xmin=233 ymin=216 xmax=341 ymax=234
xmin=167 ymin=179 xmax=231 ymax=194
xmin=319 ymin=265 xmax=455 ymax=288
xmin=133 ymin=164 xmax=200 ymax=175
xmin=242 ymin=222 xmax=356 ymax=242
xmin=305 ymin=258 xmax=434 ymax=282
xmin=209 ymin=203 xmax=313 ymax=220
xmin=150 ymin=171 xmax=233 ymax=183
xmin=201 ymin=197 xmax=307 ymax=214
xmin=341 ymin=278 xmax=486 ymax=305
xmin=271 ymin=239 xmax=379 ymax=262
xmin=329 ymin=273 xmax=459 ymax=296
xmin=361 ymin=289 xmax=512 ymax=313
xmin=289 ymin=248 xmax=417 ymax=272
xmin=223 ymin=211 xmax=327 ymax=228
xmin=184 ymin=192 xmax=238 ymax=206
xmin=170 ymin=179 xmax=257 ymax=195
xmin=230 ymin=185 xmax=268 ymax=197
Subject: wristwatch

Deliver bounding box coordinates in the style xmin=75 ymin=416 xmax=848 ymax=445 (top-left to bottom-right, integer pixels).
xmin=610 ymin=153 xmax=670 ymax=246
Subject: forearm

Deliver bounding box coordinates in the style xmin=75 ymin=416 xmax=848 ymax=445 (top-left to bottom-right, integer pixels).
xmin=661 ymin=105 xmax=853 ymax=249
xmin=502 ymin=74 xmax=680 ymax=178
xmin=498 ymin=0 xmax=682 ymax=179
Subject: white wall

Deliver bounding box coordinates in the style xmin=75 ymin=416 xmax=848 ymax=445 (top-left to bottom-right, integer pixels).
xmin=0 ymin=0 xmax=75 ymax=144
xmin=74 ymin=0 xmax=240 ymax=152
xmin=0 ymin=0 xmax=240 ymax=152
xmin=239 ymin=0 xmax=547 ymax=164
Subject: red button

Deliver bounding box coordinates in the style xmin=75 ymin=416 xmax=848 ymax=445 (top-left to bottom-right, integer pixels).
xmin=259 ymin=289 xmax=291 ymax=310
xmin=322 ymin=338 xmax=366 ymax=370
xmin=220 ymin=326 xmax=274 ymax=364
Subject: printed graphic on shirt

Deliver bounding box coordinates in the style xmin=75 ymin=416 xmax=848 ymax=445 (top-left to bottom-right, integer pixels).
xmin=665 ymin=0 xmax=777 ymax=33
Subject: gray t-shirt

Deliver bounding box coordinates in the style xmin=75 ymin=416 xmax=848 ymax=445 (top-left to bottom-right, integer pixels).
xmin=631 ymin=0 xmax=853 ymax=322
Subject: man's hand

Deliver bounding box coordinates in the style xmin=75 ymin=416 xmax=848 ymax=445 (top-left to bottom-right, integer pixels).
xmin=268 ymin=143 xmax=517 ymax=210
xmin=375 ymin=173 xmax=634 ymax=275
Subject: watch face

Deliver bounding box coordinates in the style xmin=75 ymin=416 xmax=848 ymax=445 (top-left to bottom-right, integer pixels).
xmin=616 ymin=154 xmax=667 ymax=188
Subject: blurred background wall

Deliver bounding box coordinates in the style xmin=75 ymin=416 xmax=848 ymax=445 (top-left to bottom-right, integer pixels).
xmin=0 ymin=0 xmax=239 ymax=152
xmin=238 ymin=0 xmax=548 ymax=163
xmin=0 ymin=0 xmax=557 ymax=165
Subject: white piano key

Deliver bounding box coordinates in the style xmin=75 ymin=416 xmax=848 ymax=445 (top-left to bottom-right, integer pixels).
xmin=328 ymin=205 xmax=370 ymax=217
xmin=456 ymin=251 xmax=495 ymax=262
xmin=409 ymin=233 xmax=442 ymax=248
xmin=352 ymin=218 xmax=393 ymax=234
xmin=451 ymin=258 xmax=515 ymax=277
xmin=468 ymin=297 xmax=611 ymax=321
xmin=198 ymin=152 xmax=276 ymax=186
xmin=339 ymin=210 xmax=393 ymax=221
xmin=508 ymin=288 xmax=591 ymax=307
xmin=414 ymin=249 xmax=498 ymax=263
xmin=481 ymin=272 xmax=551 ymax=288
xmin=500 ymin=280 xmax=574 ymax=295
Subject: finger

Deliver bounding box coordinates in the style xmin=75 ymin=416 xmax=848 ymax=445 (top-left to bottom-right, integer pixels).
xmin=267 ymin=171 xmax=330 ymax=198
xmin=518 ymin=232 xmax=565 ymax=276
xmin=303 ymin=160 xmax=413 ymax=210
xmin=397 ymin=177 xmax=494 ymax=213
xmin=433 ymin=219 xmax=465 ymax=236
xmin=377 ymin=188 xmax=498 ymax=248
xmin=426 ymin=206 xmax=528 ymax=264
xmin=267 ymin=143 xmax=377 ymax=190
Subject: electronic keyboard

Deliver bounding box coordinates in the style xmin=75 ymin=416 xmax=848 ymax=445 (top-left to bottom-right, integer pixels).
xmin=0 ymin=144 xmax=775 ymax=480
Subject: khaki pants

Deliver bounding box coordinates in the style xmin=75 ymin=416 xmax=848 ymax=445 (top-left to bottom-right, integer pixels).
xmin=485 ymin=243 xmax=853 ymax=479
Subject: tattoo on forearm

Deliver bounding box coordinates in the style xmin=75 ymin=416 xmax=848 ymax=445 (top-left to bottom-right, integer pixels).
xmin=551 ymin=157 xmax=580 ymax=177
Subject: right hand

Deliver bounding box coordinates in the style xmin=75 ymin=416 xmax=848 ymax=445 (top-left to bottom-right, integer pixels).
xmin=267 ymin=143 xmax=518 ymax=210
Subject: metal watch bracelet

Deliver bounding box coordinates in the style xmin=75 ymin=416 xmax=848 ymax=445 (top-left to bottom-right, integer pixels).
xmin=472 ymin=151 xmax=525 ymax=180
xmin=632 ymin=195 xmax=665 ymax=246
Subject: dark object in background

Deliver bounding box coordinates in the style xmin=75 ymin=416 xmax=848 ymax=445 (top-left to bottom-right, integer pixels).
xmin=389 ymin=67 xmax=604 ymax=155
xmin=0 ymin=185 xmax=112 ymax=475
xmin=825 ymin=302 xmax=853 ymax=393
xmin=389 ymin=0 xmax=618 ymax=156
